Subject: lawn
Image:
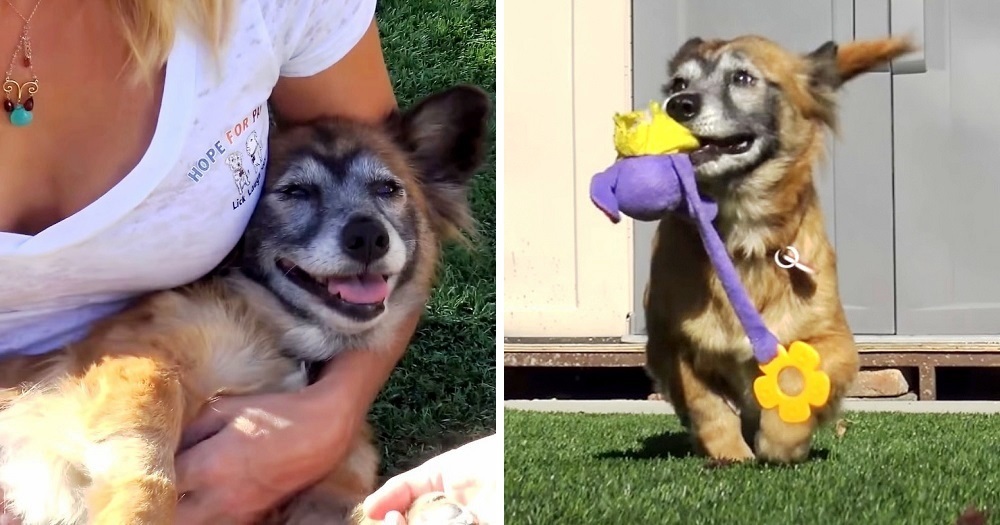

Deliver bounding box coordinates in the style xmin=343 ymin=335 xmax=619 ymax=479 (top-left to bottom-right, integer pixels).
xmin=505 ymin=409 xmax=1000 ymax=525
xmin=366 ymin=0 xmax=496 ymax=477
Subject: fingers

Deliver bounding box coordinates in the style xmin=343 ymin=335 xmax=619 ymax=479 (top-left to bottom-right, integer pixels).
xmin=179 ymin=399 xmax=232 ymax=452
xmin=172 ymin=427 xmax=265 ymax=524
xmin=175 ymin=436 xmax=221 ymax=495
xmin=173 ymin=443 xmax=238 ymax=525
xmin=362 ymin=466 xmax=443 ymax=519
xmin=173 ymin=491 xmax=217 ymax=525
xmin=384 ymin=510 xmax=408 ymax=525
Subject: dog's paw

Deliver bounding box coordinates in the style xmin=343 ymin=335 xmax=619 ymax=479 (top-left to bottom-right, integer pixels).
xmin=695 ymin=435 xmax=756 ymax=463
xmin=405 ymin=492 xmax=478 ymax=525
xmin=702 ymin=457 xmax=750 ymax=470
xmin=754 ymin=433 xmax=810 ymax=464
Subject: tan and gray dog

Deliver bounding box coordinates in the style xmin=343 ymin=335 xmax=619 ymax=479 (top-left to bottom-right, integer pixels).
xmin=644 ymin=36 xmax=913 ymax=464
xmin=0 ymin=85 xmax=490 ymax=525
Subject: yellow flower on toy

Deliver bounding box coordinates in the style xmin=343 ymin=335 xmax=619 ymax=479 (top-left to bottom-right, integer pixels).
xmin=752 ymin=341 xmax=831 ymax=424
xmin=613 ymin=100 xmax=700 ymax=157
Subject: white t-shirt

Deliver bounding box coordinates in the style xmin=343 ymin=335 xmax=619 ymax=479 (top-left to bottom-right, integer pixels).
xmin=0 ymin=0 xmax=376 ymax=357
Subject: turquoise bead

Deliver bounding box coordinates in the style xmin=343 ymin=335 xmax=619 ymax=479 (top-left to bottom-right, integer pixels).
xmin=10 ymin=105 xmax=31 ymax=127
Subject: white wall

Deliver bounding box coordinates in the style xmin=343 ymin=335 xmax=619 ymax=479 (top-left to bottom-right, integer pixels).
xmin=503 ymin=0 xmax=635 ymax=337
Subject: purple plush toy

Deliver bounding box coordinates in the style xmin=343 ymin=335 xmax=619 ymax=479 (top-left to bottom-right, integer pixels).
xmin=589 ymin=153 xmax=778 ymax=364
xmin=590 ymin=154 xmax=715 ymax=224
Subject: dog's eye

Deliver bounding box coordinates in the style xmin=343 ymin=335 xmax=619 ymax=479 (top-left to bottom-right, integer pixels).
xmin=278 ymin=184 xmax=312 ymax=200
xmin=372 ymin=180 xmax=402 ymax=198
xmin=668 ymin=77 xmax=688 ymax=93
xmin=731 ymin=69 xmax=756 ymax=86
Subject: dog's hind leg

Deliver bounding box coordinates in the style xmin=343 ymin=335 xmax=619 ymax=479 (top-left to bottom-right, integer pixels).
xmin=754 ymin=331 xmax=858 ymax=464
xmin=54 ymin=356 xmax=185 ymax=525
xmin=646 ymin=346 xmax=754 ymax=461
xmin=80 ymin=355 xmax=186 ymax=525
xmin=0 ymin=355 xmax=185 ymax=525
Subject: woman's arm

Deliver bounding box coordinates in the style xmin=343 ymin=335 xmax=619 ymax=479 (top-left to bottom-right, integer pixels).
xmin=270 ymin=19 xmax=397 ymax=125
xmin=306 ymin=309 xmax=421 ymax=423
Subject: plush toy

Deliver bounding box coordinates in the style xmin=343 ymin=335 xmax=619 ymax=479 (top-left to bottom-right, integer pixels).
xmin=589 ymin=101 xmax=830 ymax=424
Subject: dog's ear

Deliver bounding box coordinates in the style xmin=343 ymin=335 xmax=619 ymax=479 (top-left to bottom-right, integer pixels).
xmin=388 ymin=84 xmax=491 ymax=242
xmin=668 ymin=37 xmax=705 ymax=72
xmin=807 ymin=37 xmax=915 ymax=90
xmin=806 ymin=40 xmax=840 ymax=88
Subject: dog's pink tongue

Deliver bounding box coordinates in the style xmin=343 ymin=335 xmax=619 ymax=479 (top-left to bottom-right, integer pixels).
xmin=327 ymin=274 xmax=388 ymax=304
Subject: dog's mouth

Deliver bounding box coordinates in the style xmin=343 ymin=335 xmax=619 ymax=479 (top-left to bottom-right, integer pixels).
xmin=690 ymin=134 xmax=757 ymax=165
xmin=277 ymin=259 xmax=390 ymax=321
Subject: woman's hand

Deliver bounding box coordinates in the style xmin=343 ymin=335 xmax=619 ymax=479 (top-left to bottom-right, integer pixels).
xmin=173 ymin=387 xmax=357 ymax=525
xmin=362 ymin=434 xmax=500 ymax=525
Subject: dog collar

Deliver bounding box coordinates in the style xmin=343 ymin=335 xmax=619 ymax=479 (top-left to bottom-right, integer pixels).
xmin=278 ymin=348 xmax=326 ymax=386
xmin=774 ymin=245 xmax=816 ymax=274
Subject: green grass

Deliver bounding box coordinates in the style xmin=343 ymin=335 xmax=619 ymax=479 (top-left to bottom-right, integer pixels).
xmin=367 ymin=0 xmax=496 ymax=477
xmin=505 ymin=410 xmax=1000 ymax=525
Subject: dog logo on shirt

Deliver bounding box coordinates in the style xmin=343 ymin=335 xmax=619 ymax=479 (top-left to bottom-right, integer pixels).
xmin=225 ymin=152 xmax=251 ymax=195
xmin=246 ymin=131 xmax=264 ymax=172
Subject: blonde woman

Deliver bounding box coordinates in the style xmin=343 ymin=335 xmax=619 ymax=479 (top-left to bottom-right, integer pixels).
xmin=0 ymin=0 xmax=410 ymax=523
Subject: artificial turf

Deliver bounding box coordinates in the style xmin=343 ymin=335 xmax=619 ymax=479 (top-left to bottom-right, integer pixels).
xmin=505 ymin=409 xmax=1000 ymax=525
xmin=365 ymin=0 xmax=497 ymax=477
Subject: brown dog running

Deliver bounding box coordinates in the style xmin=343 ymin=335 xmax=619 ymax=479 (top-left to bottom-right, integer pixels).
xmin=0 ymin=85 xmax=490 ymax=525
xmin=644 ymin=35 xmax=913 ymax=464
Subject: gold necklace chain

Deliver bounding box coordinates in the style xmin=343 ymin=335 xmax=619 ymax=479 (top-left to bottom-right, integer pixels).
xmin=3 ymin=0 xmax=42 ymax=127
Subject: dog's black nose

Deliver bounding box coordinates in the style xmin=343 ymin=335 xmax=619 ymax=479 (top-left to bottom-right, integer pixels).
xmin=341 ymin=216 xmax=390 ymax=263
xmin=665 ymin=93 xmax=701 ymax=122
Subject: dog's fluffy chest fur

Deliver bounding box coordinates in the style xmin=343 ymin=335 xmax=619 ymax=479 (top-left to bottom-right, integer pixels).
xmin=6 ymin=273 xmax=316 ymax=401
xmin=159 ymin=273 xmax=314 ymax=397
xmin=645 ymin=215 xmax=829 ymax=360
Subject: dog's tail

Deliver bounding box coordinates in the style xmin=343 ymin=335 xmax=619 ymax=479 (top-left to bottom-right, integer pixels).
xmin=837 ymin=36 xmax=916 ymax=82
xmin=806 ymin=36 xmax=917 ymax=129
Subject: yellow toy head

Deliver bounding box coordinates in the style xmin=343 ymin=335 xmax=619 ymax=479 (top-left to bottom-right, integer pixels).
xmin=613 ymin=100 xmax=700 ymax=157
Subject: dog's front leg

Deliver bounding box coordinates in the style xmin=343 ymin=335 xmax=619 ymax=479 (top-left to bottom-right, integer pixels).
xmin=754 ymin=332 xmax=858 ymax=464
xmin=753 ymin=404 xmax=818 ymax=465
xmin=647 ymin=348 xmax=755 ymax=461
xmin=81 ymin=355 xmax=186 ymax=525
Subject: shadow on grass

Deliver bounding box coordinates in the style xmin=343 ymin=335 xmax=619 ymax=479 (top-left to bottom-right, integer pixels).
xmin=594 ymin=430 xmax=832 ymax=465
xmin=594 ymin=431 xmax=694 ymax=460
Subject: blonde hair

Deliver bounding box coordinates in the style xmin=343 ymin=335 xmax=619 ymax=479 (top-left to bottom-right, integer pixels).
xmin=109 ymin=0 xmax=235 ymax=82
